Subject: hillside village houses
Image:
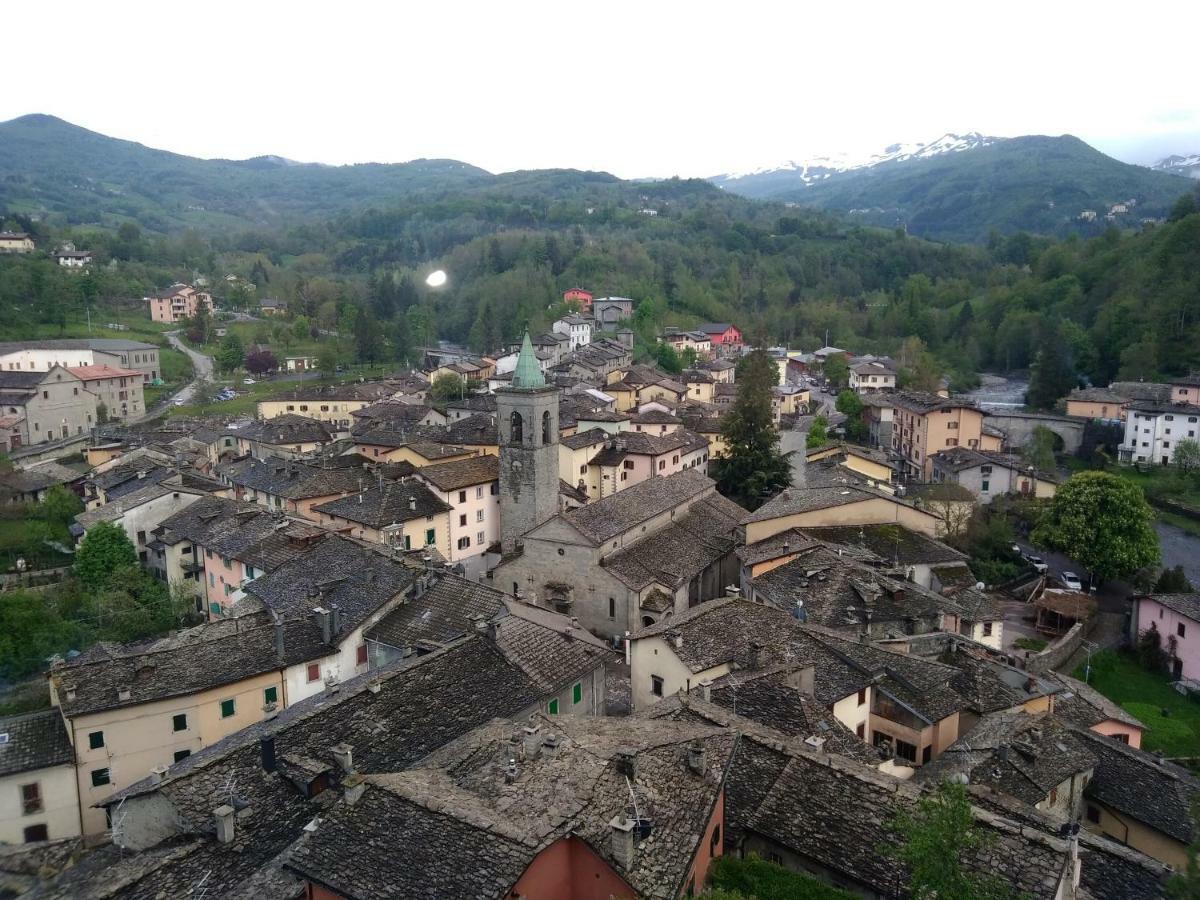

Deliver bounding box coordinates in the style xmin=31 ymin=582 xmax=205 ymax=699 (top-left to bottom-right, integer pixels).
xmin=145 ymin=282 xmax=214 ymax=323
xmin=0 ymin=231 xmax=35 ymax=253
xmin=4 ymin=306 xmax=1192 ymax=898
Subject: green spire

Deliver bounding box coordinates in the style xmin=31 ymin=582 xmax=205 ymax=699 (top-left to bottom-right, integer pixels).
xmin=511 ymin=330 xmax=546 ymax=390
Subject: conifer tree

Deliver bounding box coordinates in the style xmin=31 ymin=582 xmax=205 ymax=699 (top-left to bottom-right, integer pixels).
xmin=711 ymin=349 xmax=791 ymax=510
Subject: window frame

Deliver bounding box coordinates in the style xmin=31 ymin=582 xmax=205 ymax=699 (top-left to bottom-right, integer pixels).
xmin=219 ymin=698 xmax=236 ymax=718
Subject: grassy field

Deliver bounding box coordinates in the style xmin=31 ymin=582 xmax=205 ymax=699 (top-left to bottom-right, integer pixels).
xmin=1074 ymin=651 xmax=1200 ymax=757
xmin=166 ymin=368 xmax=386 ymax=418
xmin=1014 ymin=637 xmax=1048 ymax=652
xmin=14 ymin=306 xmax=174 ymax=343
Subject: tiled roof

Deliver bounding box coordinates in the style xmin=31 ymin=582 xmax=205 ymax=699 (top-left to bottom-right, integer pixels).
xmin=1109 ymin=381 xmax=1172 ymax=403
xmin=744 ymin=484 xmax=905 ymax=524
xmin=243 ymin=534 xmax=416 ymax=633
xmin=0 ymin=709 xmax=73 ymax=777
xmin=312 ymin=480 xmax=450 ymax=528
xmin=1044 ymin=672 xmax=1145 ymax=731
xmin=1067 ymin=387 xmax=1126 ymax=404
xmin=493 ymin=600 xmax=613 ymax=693
xmin=798 ymin=523 xmax=967 ymax=567
xmin=74 ymin=482 xmax=202 ymax=529
xmin=889 ymin=390 xmax=979 ymax=414
xmin=236 ymin=414 xmax=334 ymax=446
xmin=561 ymin=427 xmax=611 ymax=451
xmin=562 ymin=468 xmax=715 ymax=545
xmin=602 ymin=494 xmax=744 ymax=590
xmin=286 ymin=715 xmax=736 ymax=900
xmin=1144 ymin=592 xmax=1200 ymax=622
xmin=65 ymin=364 xmax=142 ymax=381
xmin=216 ymin=456 xmax=367 ymax=500
xmin=415 ymin=454 xmax=498 ymax=491
xmin=367 ymin=574 xmax=509 ymax=651
xmin=1074 ymin=727 xmax=1200 ymax=843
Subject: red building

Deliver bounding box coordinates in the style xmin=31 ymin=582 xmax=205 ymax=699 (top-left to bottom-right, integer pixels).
xmin=698 ymin=323 xmax=743 ymax=347
xmin=563 ymin=287 xmax=593 ymax=310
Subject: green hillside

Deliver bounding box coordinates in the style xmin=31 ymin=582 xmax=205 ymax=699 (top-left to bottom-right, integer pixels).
xmin=0 ymin=114 xmax=491 ymax=231
xmin=745 ymin=136 xmax=1192 ymax=242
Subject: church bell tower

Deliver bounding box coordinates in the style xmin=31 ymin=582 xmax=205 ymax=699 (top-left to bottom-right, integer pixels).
xmin=497 ymin=331 xmax=560 ymax=556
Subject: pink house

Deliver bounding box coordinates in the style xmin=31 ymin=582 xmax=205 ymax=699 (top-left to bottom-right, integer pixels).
xmin=697 ymin=322 xmax=743 ymax=347
xmin=563 ymin=287 xmax=593 ymax=310
xmin=1132 ymin=592 xmax=1200 ymax=682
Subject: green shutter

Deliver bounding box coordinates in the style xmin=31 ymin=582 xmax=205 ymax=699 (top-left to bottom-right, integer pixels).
xmin=220 ymin=698 xmax=236 ymax=718
xmin=572 ymin=682 xmax=582 ymax=704
xmin=264 ymin=686 xmax=278 ymax=705
xmin=404 ymin=534 xmax=412 ymax=550
xmin=426 ymin=529 xmax=435 ymax=546
xmin=548 ymin=698 xmax=559 ymax=715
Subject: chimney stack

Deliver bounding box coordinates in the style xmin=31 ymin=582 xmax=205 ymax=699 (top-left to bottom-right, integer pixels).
xmin=686 ymin=742 xmax=706 ymax=775
xmin=698 ymin=679 xmax=713 ymax=703
xmin=331 ymin=743 xmax=354 ymax=774
xmin=313 ymin=607 xmax=332 ymax=644
xmin=261 ymin=735 xmax=277 ymax=773
xmin=542 ymin=733 xmax=560 ymax=758
xmin=749 ymin=642 xmax=768 ymax=670
xmin=213 ymin=805 xmax=236 ymax=844
xmin=117 ymin=686 xmax=131 ymax=702
xmin=522 ymin=725 xmax=543 ymax=761
xmin=343 ymin=773 xmax=366 ymax=805
xmin=725 ymin=584 xmax=741 ymax=599
xmin=150 ymin=764 xmax=169 ymax=784
xmin=608 ymin=816 xmax=636 ymax=870
xmin=615 ymin=748 xmax=637 ymax=780
xmin=274 ymin=619 xmax=285 ymax=663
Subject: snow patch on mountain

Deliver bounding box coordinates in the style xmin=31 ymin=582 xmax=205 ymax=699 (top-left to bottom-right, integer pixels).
xmin=1154 ymin=153 xmax=1200 ymax=179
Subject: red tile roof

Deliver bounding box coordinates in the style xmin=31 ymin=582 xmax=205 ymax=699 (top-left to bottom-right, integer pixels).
xmin=66 ymin=364 xmax=142 ymax=380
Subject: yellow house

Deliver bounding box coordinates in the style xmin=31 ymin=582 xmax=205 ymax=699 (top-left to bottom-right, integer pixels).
xmin=891 ymin=392 xmax=988 ymax=481
xmin=0 ymin=709 xmax=79 ymax=844
xmin=743 ymin=484 xmax=944 ymax=544
xmin=258 ymin=396 xmax=374 ymax=427
xmin=683 ymin=374 xmax=715 ymax=404
xmin=1065 ymin=387 xmax=1128 ymax=422
xmin=310 ymin=481 xmax=452 ymax=559
xmin=352 ymin=438 xmax=482 ymax=468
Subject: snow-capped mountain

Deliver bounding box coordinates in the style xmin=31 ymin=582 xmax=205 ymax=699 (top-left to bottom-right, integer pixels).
xmin=713 ymin=132 xmax=1004 ymax=193
xmin=1153 ymin=153 xmax=1200 ymax=179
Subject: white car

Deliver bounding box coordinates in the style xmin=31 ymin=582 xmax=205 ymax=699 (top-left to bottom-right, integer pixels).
xmin=243 ymin=377 xmax=256 ymax=385
xmin=1061 ymin=572 xmax=1083 ymax=591
xmin=1024 ymin=555 xmax=1049 ymax=574
xmin=173 ymin=397 xmax=186 ymax=406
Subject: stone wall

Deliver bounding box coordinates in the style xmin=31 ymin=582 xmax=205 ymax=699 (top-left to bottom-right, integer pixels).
xmin=1026 ymin=621 xmax=1085 ymax=674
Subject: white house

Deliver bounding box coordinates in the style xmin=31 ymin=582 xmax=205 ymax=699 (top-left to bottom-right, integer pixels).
xmin=552 ymin=315 xmax=594 ymax=351
xmin=1119 ymin=402 xmax=1200 ymax=466
xmin=849 ymin=360 xmax=897 ymax=394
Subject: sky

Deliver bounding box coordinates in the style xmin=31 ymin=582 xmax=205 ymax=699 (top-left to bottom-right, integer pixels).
xmin=4 ymin=0 xmax=1198 ymax=178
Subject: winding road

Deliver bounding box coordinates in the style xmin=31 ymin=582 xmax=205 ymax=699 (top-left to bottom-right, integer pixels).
xmin=136 ymin=332 xmax=215 ymax=420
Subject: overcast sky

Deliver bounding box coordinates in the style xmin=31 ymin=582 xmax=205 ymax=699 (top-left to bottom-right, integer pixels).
xmin=4 ymin=0 xmax=1197 ymax=178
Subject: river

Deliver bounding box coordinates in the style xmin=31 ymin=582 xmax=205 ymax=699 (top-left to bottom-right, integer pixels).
xmin=1156 ymin=521 xmax=1200 ymax=588
xmin=963 ymin=373 xmax=1029 ymax=409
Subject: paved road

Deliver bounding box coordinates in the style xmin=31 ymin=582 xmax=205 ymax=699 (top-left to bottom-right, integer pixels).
xmin=134 ymin=332 xmax=214 ymax=418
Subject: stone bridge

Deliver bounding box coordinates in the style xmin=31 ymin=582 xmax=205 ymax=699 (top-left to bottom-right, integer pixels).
xmin=985 ymin=411 xmax=1085 ymax=454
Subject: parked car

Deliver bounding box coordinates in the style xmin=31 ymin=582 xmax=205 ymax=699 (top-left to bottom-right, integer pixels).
xmin=1061 ymin=572 xmax=1083 ymax=591
xmin=173 ymin=397 xmax=186 ymax=407
xmin=1024 ymin=555 xmax=1049 ymax=574
xmin=1011 ymin=543 xmax=1022 ymax=556
xmin=243 ymin=377 xmax=256 ymax=385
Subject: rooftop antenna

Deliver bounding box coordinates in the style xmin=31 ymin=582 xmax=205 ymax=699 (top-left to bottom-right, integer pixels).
xmin=107 ymin=796 xmax=128 ymax=851
xmin=192 ymin=869 xmax=214 ymax=900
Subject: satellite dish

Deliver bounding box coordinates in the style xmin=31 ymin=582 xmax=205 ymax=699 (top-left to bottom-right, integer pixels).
xmin=425 ymin=270 xmax=447 ymax=288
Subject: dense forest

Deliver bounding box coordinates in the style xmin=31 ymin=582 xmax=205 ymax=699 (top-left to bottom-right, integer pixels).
xmin=2 ymin=165 xmax=1198 ymax=399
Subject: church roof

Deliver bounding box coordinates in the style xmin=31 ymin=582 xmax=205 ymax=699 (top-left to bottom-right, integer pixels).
xmin=510 ymin=331 xmax=546 ymax=390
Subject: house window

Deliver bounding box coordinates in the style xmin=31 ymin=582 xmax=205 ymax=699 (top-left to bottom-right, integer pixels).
xmin=1111 ymin=733 xmax=1129 ymax=744
xmin=23 ymin=824 xmax=48 ymax=842
xmin=981 ymin=480 xmax=990 ymax=492
xmin=623 ymin=460 xmax=634 ymax=470
xmin=425 ymin=529 xmax=436 ymax=546
xmin=357 ymin=644 xmax=369 ymax=666
xmin=172 ymin=713 xmax=187 ymax=732
xmin=711 ymin=823 xmax=721 ymax=852
xmin=21 ymin=783 xmax=42 ymax=815
xmin=457 ymin=536 xmax=471 ymax=550
xmin=1179 ymin=622 xmax=1187 ymax=638
xmin=458 ymin=490 xmax=467 ymax=504
xmin=476 ymin=486 xmax=483 ymax=499
xmin=857 ymin=688 xmax=866 ymax=706
xmin=491 ymin=482 xmax=499 ymax=495
xmin=658 ymin=460 xmax=666 ymax=470
xmin=459 ymin=514 xmax=467 ymax=527
xmin=264 ymin=686 xmax=278 ymax=706
xmin=548 ymin=698 xmax=559 ymax=715
xmin=476 ymin=509 xmax=485 ymax=523
xmin=609 ymin=597 xmax=616 ymax=618
xmin=580 ymin=464 xmax=587 ymax=474
xmin=894 ymin=739 xmax=918 ymax=762
xmin=220 ymin=698 xmax=236 ymax=718
xmin=856 ymin=722 xmax=866 ymax=739
xmin=1086 ymin=805 xmax=1101 ymax=824
xmin=88 ymin=731 xmax=105 ymax=750
xmin=477 ymin=531 xmax=485 ymax=545
xmin=174 ymin=749 xmax=191 ymax=763
xmin=91 ymin=768 xmax=111 ymax=787
xmin=983 ymin=622 xmax=993 ymax=637
xmin=306 ymin=664 xmax=321 ymax=683
xmin=572 ymin=682 xmax=583 ymax=704
xmin=651 ymin=675 xmax=664 ymax=697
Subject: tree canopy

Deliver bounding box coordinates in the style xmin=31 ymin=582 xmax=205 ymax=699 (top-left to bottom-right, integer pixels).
xmin=1031 ymin=471 xmax=1160 ymax=584
xmin=74 ymin=521 xmax=138 ymax=589
xmin=711 ymin=348 xmax=791 ymax=510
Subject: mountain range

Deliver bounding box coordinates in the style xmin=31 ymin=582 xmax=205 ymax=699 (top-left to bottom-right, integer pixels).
xmin=0 ymin=115 xmax=1195 ymax=245
xmin=711 ymin=132 xmax=1194 ymax=242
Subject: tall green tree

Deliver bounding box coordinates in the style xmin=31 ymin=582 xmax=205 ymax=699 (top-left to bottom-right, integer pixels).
xmin=353 ymin=307 xmax=384 ymax=363
xmin=74 ymin=522 xmax=138 ymax=590
xmin=711 ymin=349 xmax=791 ymax=510
xmin=806 ymin=415 xmax=829 ymax=449
xmin=429 ymin=373 xmax=465 ymax=402
xmin=821 ymin=354 xmax=849 ymax=390
xmin=887 ymin=781 xmax=1016 ymax=900
xmin=1031 ymin=471 xmax=1160 ymax=584
xmin=214 ymin=334 xmax=244 ymax=373
xmin=835 ymin=390 xmax=868 ymax=443
xmin=1027 ymin=318 xmax=1076 ymax=410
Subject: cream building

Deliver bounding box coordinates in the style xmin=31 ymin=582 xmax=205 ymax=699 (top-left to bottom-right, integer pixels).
xmin=0 ymin=710 xmax=80 ymax=844
xmin=68 ymin=364 xmax=145 ymax=422
xmin=0 ymin=366 xmax=97 ymax=445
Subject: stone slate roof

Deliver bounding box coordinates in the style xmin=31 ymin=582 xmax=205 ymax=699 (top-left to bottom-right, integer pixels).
xmin=941 ymin=647 xmax=1062 ymax=715
xmin=726 ymin=734 xmax=1071 ymax=899
xmin=561 ymin=426 xmax=611 ymax=451
xmin=602 ymin=493 xmax=744 ymax=590
xmin=1144 ymin=592 xmax=1200 ymax=622
xmin=0 ymin=463 xmax=82 ymax=499
xmin=915 ymin=713 xmax=1096 ymax=806
xmin=286 ymin=715 xmax=736 ymax=900
xmin=0 ymin=709 xmax=73 ymax=777
xmin=903 ymin=481 xmax=977 ymax=502
xmin=367 ymin=574 xmax=509 ymax=651
xmin=744 ymin=483 xmax=916 ymax=524
xmin=1049 ymin=672 xmax=1145 ymax=732
xmin=74 ymin=482 xmax=202 ymax=530
xmin=236 ymin=414 xmax=334 ymax=446
xmin=562 ymin=468 xmax=714 ymax=545
xmin=799 ymin=523 xmax=966 ymax=567
xmin=52 ymin=614 xmax=330 ymax=718
xmin=217 ymin=455 xmax=367 ymax=500
xmin=153 ymin=494 xmax=278 ymax=553
xmin=349 ymin=401 xmax=434 ymax=428
xmin=1110 ymin=381 xmax=1172 ymax=403
xmin=630 ymin=409 xmax=682 ymax=425
xmin=1074 ymin=726 xmax=1200 ymax=844
xmin=890 ymin=390 xmax=980 ymax=414
xmin=494 ymin=600 xmax=613 ymax=693
xmin=311 ymin=479 xmax=450 ymax=528
xmin=59 ymin=638 xmax=545 ymax=900
xmin=243 ymin=534 xmax=416 ymax=633
xmin=414 ymin=453 xmax=498 ymax=491
xmin=1068 ymin=386 xmax=1127 ymax=404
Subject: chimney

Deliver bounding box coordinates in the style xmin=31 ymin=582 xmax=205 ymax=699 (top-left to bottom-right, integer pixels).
xmin=261 ymin=735 xmax=277 ymax=773
xmin=1025 ymin=676 xmax=1038 ymax=693
xmin=274 ymin=620 xmax=285 ymax=663
xmin=542 ymin=733 xmax=560 ymax=758
xmin=686 ymin=742 xmax=706 ymax=775
xmin=725 ymin=584 xmax=741 ymax=599
xmin=117 ymin=686 xmax=131 ymax=702
xmin=150 ymin=764 xmax=169 ymax=784
xmin=213 ymin=805 xmax=236 ymax=845
xmin=331 ymin=743 xmax=354 ymax=774
xmin=64 ymin=686 xmax=76 ymax=702
xmin=749 ymin=642 xmax=768 ymax=670
xmin=522 ymin=725 xmax=543 ymax=760
xmin=669 ymin=630 xmax=683 ymax=650
xmin=329 ymin=605 xmax=342 ymax=638
xmin=313 ymin=607 xmax=331 ymax=644
xmin=698 ymin=678 xmax=713 ymax=703
xmin=609 ymin=816 xmax=636 ymax=870
xmin=367 ymin=678 xmax=382 ymax=695
xmin=615 ymin=748 xmax=637 ymax=780
xmin=505 ymin=760 xmax=520 ymax=783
